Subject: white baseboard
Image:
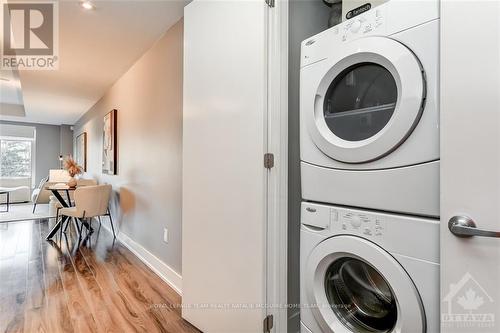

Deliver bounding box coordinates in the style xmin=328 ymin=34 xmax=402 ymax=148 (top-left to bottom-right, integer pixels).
xmin=102 ymin=224 xmax=183 ymax=295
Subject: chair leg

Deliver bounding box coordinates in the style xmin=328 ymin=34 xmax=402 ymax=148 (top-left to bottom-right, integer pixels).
xmin=79 ymin=218 xmax=84 ymax=235
xmin=108 ymin=212 xmax=116 ymax=239
xmin=57 ymin=212 xmax=63 ymax=240
xmin=32 ymin=203 xmax=37 ymax=214
xmin=59 ymin=220 xmax=65 ymax=241
xmin=98 ymin=216 xmax=102 ymax=226
xmin=87 ymin=218 xmax=92 ymax=236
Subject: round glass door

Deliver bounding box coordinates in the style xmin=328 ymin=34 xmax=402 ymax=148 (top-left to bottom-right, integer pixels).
xmin=324 ymin=258 xmax=398 ymax=333
xmin=323 ymin=63 xmax=397 ymax=142
xmin=304 ymin=36 xmax=425 ymax=163
xmin=305 ymin=235 xmax=425 ymax=333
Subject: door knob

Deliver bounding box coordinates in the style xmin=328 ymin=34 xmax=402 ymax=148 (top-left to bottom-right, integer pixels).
xmin=448 ymin=215 xmax=500 ymax=238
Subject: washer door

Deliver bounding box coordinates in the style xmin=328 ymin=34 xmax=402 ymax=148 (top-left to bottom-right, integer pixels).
xmin=304 ymin=236 xmax=425 ymax=333
xmin=307 ymin=36 xmax=425 ymax=163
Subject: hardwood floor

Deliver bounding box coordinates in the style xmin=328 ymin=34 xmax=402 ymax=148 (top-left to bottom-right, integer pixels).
xmin=0 ymin=219 xmax=200 ymax=333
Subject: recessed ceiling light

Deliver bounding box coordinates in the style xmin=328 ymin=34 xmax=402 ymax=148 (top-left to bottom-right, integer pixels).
xmin=80 ymin=1 xmax=95 ymax=10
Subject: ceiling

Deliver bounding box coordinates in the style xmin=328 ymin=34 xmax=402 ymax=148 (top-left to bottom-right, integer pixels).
xmin=0 ymin=67 xmax=25 ymax=117
xmin=0 ymin=0 xmax=188 ymax=125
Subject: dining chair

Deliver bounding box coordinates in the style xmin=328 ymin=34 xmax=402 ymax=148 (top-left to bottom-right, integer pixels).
xmin=58 ymin=184 xmax=116 ymax=239
xmin=77 ymin=178 xmax=98 ymax=186
xmin=65 ymin=178 xmax=98 ymax=204
xmin=31 ymin=176 xmax=49 ymax=213
xmin=58 ymin=178 xmax=99 ymax=233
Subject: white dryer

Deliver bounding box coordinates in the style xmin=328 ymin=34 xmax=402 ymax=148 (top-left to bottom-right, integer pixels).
xmin=300 ymin=202 xmax=439 ymax=333
xmin=300 ymin=0 xmax=440 ymax=216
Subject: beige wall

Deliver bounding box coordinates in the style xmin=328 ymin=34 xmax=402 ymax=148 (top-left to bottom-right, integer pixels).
xmin=73 ymin=19 xmax=183 ymax=274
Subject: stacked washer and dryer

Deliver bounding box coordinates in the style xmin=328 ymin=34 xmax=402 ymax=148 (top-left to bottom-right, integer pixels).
xmin=299 ymin=1 xmax=440 ymax=332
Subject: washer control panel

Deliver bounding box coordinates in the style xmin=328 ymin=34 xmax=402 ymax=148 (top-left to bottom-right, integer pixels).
xmin=331 ymin=209 xmax=386 ymax=237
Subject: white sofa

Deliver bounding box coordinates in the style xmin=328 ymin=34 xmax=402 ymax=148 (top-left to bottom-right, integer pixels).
xmin=0 ymin=177 xmax=31 ymax=203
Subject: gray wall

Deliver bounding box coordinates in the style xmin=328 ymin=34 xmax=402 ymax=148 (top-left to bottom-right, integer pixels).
xmin=60 ymin=124 xmax=74 ymax=157
xmin=0 ymin=120 xmax=73 ymax=184
xmin=288 ymin=1 xmax=330 ymax=331
xmin=73 ymin=20 xmax=184 ymax=274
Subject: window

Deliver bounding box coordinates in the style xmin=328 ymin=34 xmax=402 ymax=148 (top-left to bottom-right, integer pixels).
xmin=0 ymin=139 xmax=33 ymax=178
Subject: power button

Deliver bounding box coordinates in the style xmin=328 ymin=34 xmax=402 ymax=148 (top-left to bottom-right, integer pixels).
xmin=350 ymin=215 xmax=362 ymax=228
xmin=350 ymin=20 xmax=362 ymax=33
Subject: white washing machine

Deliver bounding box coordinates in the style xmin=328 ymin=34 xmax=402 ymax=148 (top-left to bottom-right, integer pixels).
xmin=300 ymin=0 xmax=440 ymax=217
xmin=300 ymin=202 xmax=439 ymax=333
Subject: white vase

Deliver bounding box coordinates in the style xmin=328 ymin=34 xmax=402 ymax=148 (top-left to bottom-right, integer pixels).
xmin=68 ymin=176 xmax=77 ymax=188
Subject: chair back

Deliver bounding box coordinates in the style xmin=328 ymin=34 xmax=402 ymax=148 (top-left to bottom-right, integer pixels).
xmin=49 ymin=169 xmax=71 ymax=182
xmin=76 ymin=178 xmax=98 ymax=186
xmin=37 ymin=176 xmax=49 ymax=189
xmin=31 ymin=176 xmax=49 ymax=203
xmin=74 ymin=184 xmax=112 ymax=218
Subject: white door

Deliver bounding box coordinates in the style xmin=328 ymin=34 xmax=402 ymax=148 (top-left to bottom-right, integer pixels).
xmin=182 ymin=1 xmax=268 ymax=332
xmin=441 ymin=2 xmax=500 ymax=332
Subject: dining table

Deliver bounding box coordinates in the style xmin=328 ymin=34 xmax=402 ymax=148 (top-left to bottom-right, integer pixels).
xmin=45 ymin=185 xmax=93 ymax=240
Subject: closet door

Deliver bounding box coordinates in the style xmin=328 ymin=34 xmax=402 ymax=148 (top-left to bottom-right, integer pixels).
xmin=440 ymin=2 xmax=500 ymax=332
xmin=182 ymin=1 xmax=268 ymax=332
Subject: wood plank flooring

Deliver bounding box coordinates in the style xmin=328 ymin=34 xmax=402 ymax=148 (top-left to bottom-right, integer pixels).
xmin=0 ymin=219 xmax=200 ymax=333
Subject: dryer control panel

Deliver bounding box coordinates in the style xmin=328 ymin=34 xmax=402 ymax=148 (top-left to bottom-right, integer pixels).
xmin=300 ymin=6 xmax=387 ymax=67
xmin=340 ymin=7 xmax=386 ymax=42
xmin=332 ymin=209 xmax=386 ymax=237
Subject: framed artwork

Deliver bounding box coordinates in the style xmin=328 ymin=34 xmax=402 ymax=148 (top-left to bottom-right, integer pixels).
xmin=103 ymin=109 xmax=117 ymax=174
xmin=75 ymin=132 xmax=87 ymax=172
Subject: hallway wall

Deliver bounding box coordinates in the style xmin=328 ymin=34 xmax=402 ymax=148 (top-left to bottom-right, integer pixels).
xmin=73 ymin=20 xmax=184 ymax=276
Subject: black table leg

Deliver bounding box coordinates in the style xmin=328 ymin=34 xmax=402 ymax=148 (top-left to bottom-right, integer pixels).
xmin=46 ymin=215 xmax=68 ymax=240
xmin=6 ymin=192 xmax=9 ymax=212
xmin=46 ymin=190 xmax=70 ymax=240
xmin=0 ymin=192 xmax=8 ymax=213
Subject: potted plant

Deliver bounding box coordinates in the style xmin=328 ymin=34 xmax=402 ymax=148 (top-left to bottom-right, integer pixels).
xmin=63 ymin=157 xmax=83 ymax=188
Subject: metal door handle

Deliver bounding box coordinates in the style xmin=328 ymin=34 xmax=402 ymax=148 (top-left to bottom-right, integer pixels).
xmin=448 ymin=216 xmax=500 ymax=238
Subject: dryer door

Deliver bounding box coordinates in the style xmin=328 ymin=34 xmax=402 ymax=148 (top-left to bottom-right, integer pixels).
xmin=304 ymin=235 xmax=425 ymax=333
xmin=306 ymin=36 xmax=425 ymax=163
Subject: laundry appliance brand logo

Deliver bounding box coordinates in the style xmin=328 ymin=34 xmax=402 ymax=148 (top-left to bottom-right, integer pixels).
xmin=1 ymin=1 xmax=59 ymax=70
xmin=442 ymin=272 xmax=495 ymax=330
xmin=345 ymin=3 xmax=371 ymax=20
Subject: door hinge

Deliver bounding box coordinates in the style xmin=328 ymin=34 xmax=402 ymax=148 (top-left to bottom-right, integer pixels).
xmin=265 ymin=0 xmax=275 ymax=8
xmin=264 ymin=153 xmax=274 ymax=169
xmin=263 ymin=314 xmax=274 ymax=332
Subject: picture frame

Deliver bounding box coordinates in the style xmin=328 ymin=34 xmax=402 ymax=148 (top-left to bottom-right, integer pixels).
xmin=102 ymin=109 xmax=117 ymax=175
xmin=75 ymin=132 xmax=87 ymax=172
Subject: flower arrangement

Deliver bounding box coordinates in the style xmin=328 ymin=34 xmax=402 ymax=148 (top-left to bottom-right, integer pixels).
xmin=63 ymin=157 xmax=83 ymax=177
